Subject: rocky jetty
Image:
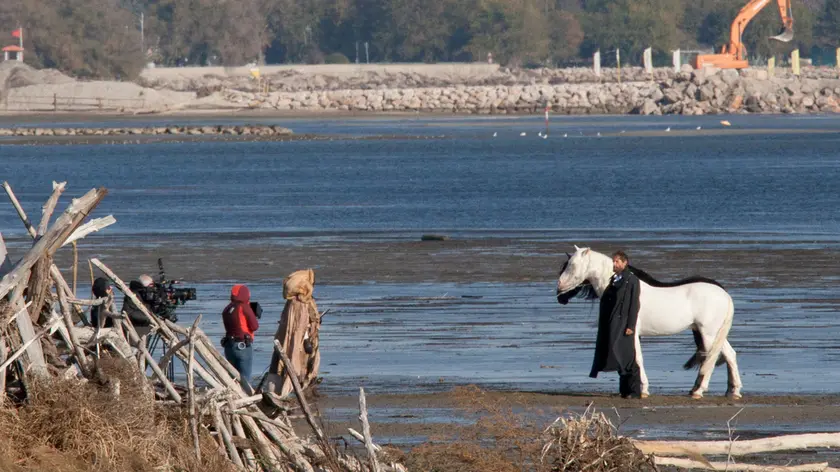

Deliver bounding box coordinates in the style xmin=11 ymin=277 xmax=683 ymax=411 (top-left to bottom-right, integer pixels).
xmin=0 ymin=124 xmax=293 ymax=137
xmin=212 ymin=66 xmax=840 ymax=116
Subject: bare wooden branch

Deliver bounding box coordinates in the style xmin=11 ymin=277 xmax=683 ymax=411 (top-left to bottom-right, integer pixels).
xmin=273 ymin=339 xmax=325 ymax=443
xmin=228 ymin=398 xmax=257 ymax=470
xmin=137 ymin=342 xmax=181 ymax=403
xmin=227 ymin=393 xmax=263 ymax=410
xmin=359 ymin=387 xmax=380 ymax=472
xmin=213 ymin=405 xmax=244 ymax=469
xmin=57 ymin=285 xmax=91 ymax=376
xmin=71 ymin=241 xmax=78 ymax=295
xmin=167 ymin=323 xmax=241 ymax=381
xmin=158 ymin=338 xmax=190 ymax=374
xmin=634 ymin=433 xmax=840 ymax=457
xmin=231 ymin=409 xmax=294 ymax=435
xmin=62 ymin=215 xmax=116 ymax=247
xmin=0 ymin=315 xmax=61 ymax=372
xmin=66 ymin=296 xmax=110 ymax=307
xmin=2 ymin=181 xmax=36 ymax=236
xmin=654 ymin=457 xmax=831 ymax=472
xmin=348 ymin=428 xmax=382 ymax=452
xmin=37 ymin=181 xmax=67 ymax=236
xmin=188 ymin=315 xmax=202 ymax=462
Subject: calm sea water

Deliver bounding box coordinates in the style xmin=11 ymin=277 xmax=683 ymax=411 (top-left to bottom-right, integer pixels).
xmin=3 ymin=114 xmax=840 ymax=396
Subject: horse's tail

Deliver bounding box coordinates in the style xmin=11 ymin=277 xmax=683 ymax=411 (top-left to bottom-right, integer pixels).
xmin=698 ymin=294 xmax=734 ymax=378
xmin=683 ymin=330 xmax=725 ymax=370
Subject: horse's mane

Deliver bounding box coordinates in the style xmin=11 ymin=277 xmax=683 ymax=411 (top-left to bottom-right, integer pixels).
xmin=628 ymin=265 xmax=725 ymax=290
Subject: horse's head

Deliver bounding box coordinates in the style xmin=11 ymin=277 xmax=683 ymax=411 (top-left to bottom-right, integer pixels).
xmin=556 ymin=245 xmax=599 ymax=305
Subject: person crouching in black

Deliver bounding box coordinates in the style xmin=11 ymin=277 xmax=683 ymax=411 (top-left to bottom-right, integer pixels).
xmin=123 ymin=274 xmax=158 ymax=337
xmin=590 ymin=250 xmax=643 ymax=399
xmin=90 ymin=277 xmax=115 ymax=328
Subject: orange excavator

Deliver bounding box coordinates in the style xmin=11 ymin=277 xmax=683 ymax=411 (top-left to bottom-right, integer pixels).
xmin=694 ymin=0 xmax=794 ymax=69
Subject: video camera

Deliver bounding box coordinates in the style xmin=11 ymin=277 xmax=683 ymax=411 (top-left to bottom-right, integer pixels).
xmin=141 ymin=258 xmax=197 ymax=322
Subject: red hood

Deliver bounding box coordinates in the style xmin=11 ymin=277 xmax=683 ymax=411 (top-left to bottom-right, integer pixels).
xmin=230 ymin=284 xmax=250 ymax=303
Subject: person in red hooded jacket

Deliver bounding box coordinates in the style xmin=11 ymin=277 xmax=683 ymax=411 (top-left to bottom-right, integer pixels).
xmin=222 ymin=284 xmax=259 ymax=393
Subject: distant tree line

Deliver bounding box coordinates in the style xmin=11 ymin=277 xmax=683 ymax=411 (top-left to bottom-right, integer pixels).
xmin=0 ymin=0 xmax=838 ymax=79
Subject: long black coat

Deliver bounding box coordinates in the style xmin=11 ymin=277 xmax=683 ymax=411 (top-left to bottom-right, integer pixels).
xmin=590 ymin=268 xmax=641 ymax=378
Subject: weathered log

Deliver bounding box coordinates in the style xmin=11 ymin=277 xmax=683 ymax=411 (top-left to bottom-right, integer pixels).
xmin=14 ymin=297 xmax=47 ymax=376
xmin=273 ymin=339 xmax=325 ymax=443
xmin=70 ymin=326 xmax=132 ymax=359
xmin=359 ymin=387 xmax=380 ymax=472
xmin=0 ymin=232 xmax=11 ymax=277
xmin=634 ymin=433 xmax=840 ymax=457
xmin=37 ymin=181 xmax=67 ymax=236
xmin=188 ymin=315 xmax=202 ymax=461
xmin=654 ymin=457 xmax=832 ymax=472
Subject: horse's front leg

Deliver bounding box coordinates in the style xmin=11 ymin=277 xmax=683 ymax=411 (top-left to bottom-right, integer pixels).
xmin=634 ymin=334 xmax=649 ymax=398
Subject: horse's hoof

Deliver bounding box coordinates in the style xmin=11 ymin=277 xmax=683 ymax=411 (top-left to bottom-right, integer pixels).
xmin=690 ymin=391 xmax=704 ymax=399
xmin=640 ymin=393 xmax=649 ymax=399
xmin=727 ymin=392 xmax=743 ymax=400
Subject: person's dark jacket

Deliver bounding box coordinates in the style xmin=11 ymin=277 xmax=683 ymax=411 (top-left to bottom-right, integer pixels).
xmin=590 ymin=268 xmax=641 ymax=378
xmin=90 ymin=277 xmax=113 ymax=328
xmin=222 ymin=284 xmax=259 ymax=340
xmin=123 ymin=280 xmax=150 ymax=327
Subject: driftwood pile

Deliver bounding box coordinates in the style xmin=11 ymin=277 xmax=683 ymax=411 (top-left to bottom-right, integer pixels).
xmin=0 ymin=181 xmax=403 ymax=472
xmin=541 ymin=407 xmax=840 ymax=472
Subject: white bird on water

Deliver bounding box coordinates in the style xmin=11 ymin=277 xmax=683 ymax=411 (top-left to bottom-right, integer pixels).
xmin=665 ymin=127 xmax=671 ymax=132
xmin=542 ymin=134 xmax=547 ymax=139
xmin=520 ymin=132 xmax=527 ymax=136
xmin=596 ymin=132 xmax=601 ymax=137
xmin=538 ymin=131 xmax=543 ymax=137
xmin=563 ymin=133 xmax=568 ymax=138
xmin=493 ymin=132 xmax=497 ymax=137
xmin=696 ymin=126 xmax=702 ymax=130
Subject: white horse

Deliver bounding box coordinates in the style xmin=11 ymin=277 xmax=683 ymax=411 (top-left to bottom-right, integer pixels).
xmin=555 ymin=246 xmax=742 ymax=399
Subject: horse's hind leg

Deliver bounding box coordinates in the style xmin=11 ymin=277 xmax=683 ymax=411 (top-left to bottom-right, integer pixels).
xmin=722 ymin=340 xmax=742 ymax=399
xmin=634 ymin=334 xmax=649 ymax=398
xmin=690 ymin=330 xmax=719 ymax=399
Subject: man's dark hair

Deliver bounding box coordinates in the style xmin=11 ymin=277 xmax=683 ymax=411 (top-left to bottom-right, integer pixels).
xmin=611 ymin=250 xmax=629 ymax=262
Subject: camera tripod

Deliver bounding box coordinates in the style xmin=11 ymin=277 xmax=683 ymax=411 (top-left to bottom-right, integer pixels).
xmin=146 ymin=331 xmax=176 ymax=382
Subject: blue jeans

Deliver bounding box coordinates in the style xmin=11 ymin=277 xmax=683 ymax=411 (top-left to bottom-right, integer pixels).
xmin=224 ymin=342 xmax=254 ymax=394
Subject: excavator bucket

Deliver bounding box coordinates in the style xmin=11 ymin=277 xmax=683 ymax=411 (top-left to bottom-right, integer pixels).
xmin=771 ymin=25 xmax=794 ymax=42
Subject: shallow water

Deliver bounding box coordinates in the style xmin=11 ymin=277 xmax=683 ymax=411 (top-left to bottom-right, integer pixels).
xmin=152 ymin=281 xmax=840 ymax=397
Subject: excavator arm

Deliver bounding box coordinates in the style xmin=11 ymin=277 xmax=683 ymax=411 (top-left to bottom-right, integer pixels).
xmin=694 ymin=0 xmax=794 ymax=69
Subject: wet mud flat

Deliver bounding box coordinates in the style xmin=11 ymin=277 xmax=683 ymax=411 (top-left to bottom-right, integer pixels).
xmin=307 ymin=390 xmax=840 ymax=468
xmin=19 ymin=231 xmax=840 ymax=288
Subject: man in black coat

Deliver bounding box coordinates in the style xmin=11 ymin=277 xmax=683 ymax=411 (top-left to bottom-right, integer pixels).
xmin=590 ymin=250 xmax=642 ymax=398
